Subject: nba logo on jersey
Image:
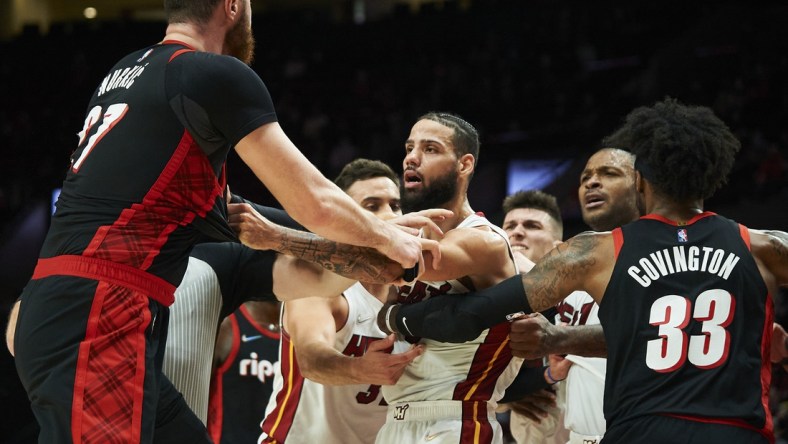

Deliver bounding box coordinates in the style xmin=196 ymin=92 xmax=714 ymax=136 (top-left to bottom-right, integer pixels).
xmin=677 ymin=228 xmax=688 ymax=243
xmin=137 ymin=48 xmax=154 ymax=62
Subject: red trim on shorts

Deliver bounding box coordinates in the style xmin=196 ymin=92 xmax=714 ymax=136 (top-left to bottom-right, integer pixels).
xmin=32 ymin=255 xmax=175 ymax=306
xmin=612 ymin=227 xmax=624 ymax=260
xmin=70 ymin=281 xmax=152 ymax=443
xmin=459 ymin=401 xmax=494 ymax=444
xmin=640 ymin=211 xmax=716 ymax=226
xmin=240 ymin=304 xmax=281 ymax=339
xmin=739 ymin=224 xmax=752 ymax=250
xmin=261 ymin=330 xmax=304 ymax=442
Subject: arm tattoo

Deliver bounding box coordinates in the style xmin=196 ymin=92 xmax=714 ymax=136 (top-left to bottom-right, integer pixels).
xmin=275 ymin=227 xmax=402 ymax=283
xmin=765 ymin=230 xmax=788 ymax=262
xmin=523 ymin=233 xmax=600 ymax=312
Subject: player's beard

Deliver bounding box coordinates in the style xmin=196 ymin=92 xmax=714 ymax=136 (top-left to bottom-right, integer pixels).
xmin=401 ymin=169 xmax=458 ymax=213
xmin=583 ymin=191 xmax=643 ymax=231
xmin=226 ymin=4 xmax=255 ymax=65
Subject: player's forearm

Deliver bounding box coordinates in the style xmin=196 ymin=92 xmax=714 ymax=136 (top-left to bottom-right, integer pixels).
xmin=548 ymin=325 xmax=607 ymax=357
xmin=297 ymin=343 xmax=366 ymax=385
xmin=381 ymin=274 xmax=531 ymax=342
xmin=269 ymin=226 xmax=403 ymax=284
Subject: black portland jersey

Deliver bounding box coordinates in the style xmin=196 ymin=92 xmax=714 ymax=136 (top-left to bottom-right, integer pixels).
xmin=208 ymin=305 xmax=280 ymax=444
xmin=41 ymin=41 xmax=277 ymax=287
xmin=598 ymin=212 xmax=772 ymax=436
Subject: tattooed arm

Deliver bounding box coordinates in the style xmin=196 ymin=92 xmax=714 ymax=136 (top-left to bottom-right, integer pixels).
xmin=228 ymin=202 xmax=404 ymax=289
xmin=379 ymin=232 xmax=613 ymax=343
xmin=750 ymin=229 xmax=788 ymax=291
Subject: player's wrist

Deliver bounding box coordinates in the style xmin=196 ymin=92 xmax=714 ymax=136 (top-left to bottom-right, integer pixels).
xmin=378 ymin=303 xmax=400 ymax=335
xmin=545 ymin=366 xmax=565 ymax=385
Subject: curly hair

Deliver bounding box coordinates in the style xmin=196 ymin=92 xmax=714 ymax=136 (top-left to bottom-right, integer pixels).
xmin=502 ymin=190 xmax=563 ymax=231
xmin=602 ymin=97 xmax=740 ymax=201
xmin=333 ymin=158 xmax=399 ymax=192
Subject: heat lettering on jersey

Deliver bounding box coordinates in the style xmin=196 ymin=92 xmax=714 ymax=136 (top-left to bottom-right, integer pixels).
xmin=239 ymin=352 xmax=276 ymax=383
xmin=627 ymin=246 xmax=740 ymax=288
xmin=98 ymin=64 xmax=147 ymax=96
xmin=397 ymin=281 xmax=452 ymax=304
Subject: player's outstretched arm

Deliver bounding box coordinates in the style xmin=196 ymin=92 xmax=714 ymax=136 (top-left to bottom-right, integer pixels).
xmin=286 ymin=296 xmax=422 ymax=386
xmin=229 ymin=202 xmax=406 ymax=286
xmin=509 ymin=313 xmax=607 ymax=359
xmin=235 ymin=122 xmax=436 ymax=269
xmin=379 ymin=232 xmax=611 ymax=342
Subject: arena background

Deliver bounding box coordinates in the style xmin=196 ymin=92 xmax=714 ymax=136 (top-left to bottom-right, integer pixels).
xmin=1 ymin=1 xmax=787 ymax=442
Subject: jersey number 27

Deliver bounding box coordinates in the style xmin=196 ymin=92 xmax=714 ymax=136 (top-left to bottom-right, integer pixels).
xmin=72 ymin=103 xmax=129 ymax=172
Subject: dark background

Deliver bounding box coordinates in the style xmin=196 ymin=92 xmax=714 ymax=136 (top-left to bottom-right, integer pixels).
xmin=1 ymin=1 xmax=787 ymax=442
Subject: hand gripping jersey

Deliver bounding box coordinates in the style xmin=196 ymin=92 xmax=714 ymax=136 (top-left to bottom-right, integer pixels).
xmin=378 ymin=214 xmax=522 ymax=444
xmin=555 ymin=291 xmax=606 ymax=437
xmin=208 ymin=305 xmax=280 ymax=444
xmin=598 ymin=213 xmax=772 ymax=441
xmin=260 ymin=283 xmax=408 ymax=444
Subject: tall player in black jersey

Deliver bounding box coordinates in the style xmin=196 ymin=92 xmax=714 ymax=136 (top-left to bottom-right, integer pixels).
xmin=11 ymin=1 xmax=436 ymax=443
xmin=381 ymin=98 xmax=788 ymax=443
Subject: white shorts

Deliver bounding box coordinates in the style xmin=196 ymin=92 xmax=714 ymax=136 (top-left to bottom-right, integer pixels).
xmin=568 ymin=430 xmax=604 ymax=444
xmin=375 ymin=400 xmax=502 ymax=444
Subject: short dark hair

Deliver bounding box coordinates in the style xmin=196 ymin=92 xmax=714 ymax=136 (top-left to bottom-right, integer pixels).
xmin=164 ymin=0 xmax=221 ymax=24
xmin=602 ymin=97 xmax=740 ymax=201
xmin=502 ymin=190 xmax=563 ymax=229
xmin=419 ymin=112 xmax=480 ymax=165
xmin=334 ymin=158 xmax=399 ymax=192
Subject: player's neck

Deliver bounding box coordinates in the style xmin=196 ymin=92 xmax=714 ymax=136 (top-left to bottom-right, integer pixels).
xmin=431 ymin=197 xmax=474 ymax=237
xmin=163 ymin=23 xmax=223 ymax=55
xmin=647 ymin=199 xmax=705 ymax=225
xmin=244 ymin=302 xmax=280 ymax=332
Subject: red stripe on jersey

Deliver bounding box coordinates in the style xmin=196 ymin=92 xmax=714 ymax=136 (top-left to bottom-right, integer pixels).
xmin=459 ymin=401 xmax=494 ymax=444
xmin=640 ymin=211 xmax=716 ymax=225
xmin=666 ymin=412 xmax=774 ymax=443
xmin=83 ymin=131 xmax=224 ymax=276
xmin=261 ymin=331 xmax=304 ymax=442
xmin=759 ymin=291 xmax=775 ymax=441
xmin=169 ymin=48 xmax=195 ymax=62
xmin=70 ymin=282 xmax=151 ymax=443
xmin=612 ymin=227 xmax=624 ymax=260
xmin=739 ymin=224 xmax=752 ymax=250
xmin=208 ymin=314 xmax=242 ymax=444
xmin=453 ymin=323 xmax=513 ymax=402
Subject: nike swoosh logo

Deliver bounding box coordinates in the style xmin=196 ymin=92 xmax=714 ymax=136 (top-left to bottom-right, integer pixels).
xmin=357 ymin=313 xmax=374 ymax=323
xmin=241 ymin=334 xmax=262 ymax=342
xmin=425 ymin=430 xmax=451 ymax=441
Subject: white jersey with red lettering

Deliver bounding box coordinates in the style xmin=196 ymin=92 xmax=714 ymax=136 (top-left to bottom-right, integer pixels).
xmin=378 ymin=214 xmax=522 ymax=444
xmin=259 ymin=282 xmax=408 ymax=444
xmin=555 ymin=291 xmax=606 ymax=438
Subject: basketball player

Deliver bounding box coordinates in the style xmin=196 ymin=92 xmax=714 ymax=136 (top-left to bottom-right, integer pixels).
xmin=208 ymin=301 xmax=280 ymax=444
xmin=374 ymin=112 xmax=522 ymax=444
xmin=499 ymin=190 xmax=571 ymax=444
xmin=261 ymin=159 xmax=437 ymax=444
xmin=382 ymin=98 xmax=788 ymax=443
xmin=12 ymin=0 xmax=434 ymax=441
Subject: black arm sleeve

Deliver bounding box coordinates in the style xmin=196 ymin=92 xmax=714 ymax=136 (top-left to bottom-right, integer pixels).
xmin=499 ymin=365 xmax=552 ymax=403
xmin=394 ymin=274 xmax=531 ymax=342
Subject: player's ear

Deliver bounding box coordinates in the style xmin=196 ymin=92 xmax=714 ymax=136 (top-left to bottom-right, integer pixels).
xmin=458 ymin=153 xmax=475 ymax=178
xmin=224 ymin=0 xmax=239 ymax=21
xmin=635 ymin=170 xmax=644 ymax=193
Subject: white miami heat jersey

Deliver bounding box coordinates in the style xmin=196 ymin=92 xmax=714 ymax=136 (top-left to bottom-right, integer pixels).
xmin=260 ymin=282 xmax=409 ymax=444
xmin=555 ymin=291 xmax=606 ymax=436
xmin=382 ymin=214 xmax=523 ymax=406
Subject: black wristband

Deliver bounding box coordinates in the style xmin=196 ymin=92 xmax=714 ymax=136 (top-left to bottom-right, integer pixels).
xmin=393 ymin=274 xmax=531 ymax=342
